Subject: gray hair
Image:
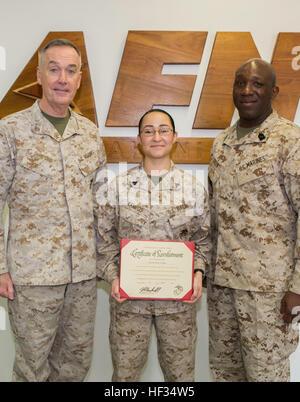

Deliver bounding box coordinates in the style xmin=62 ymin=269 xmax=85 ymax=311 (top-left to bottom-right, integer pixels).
xmin=39 ymin=38 xmax=82 ymax=69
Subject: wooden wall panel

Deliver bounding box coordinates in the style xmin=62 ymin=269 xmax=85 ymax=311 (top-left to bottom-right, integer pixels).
xmin=0 ymin=31 xmax=98 ymax=125
xmin=271 ymin=33 xmax=300 ymax=122
xmin=2 ymin=31 xmax=298 ymax=164
xmin=102 ymin=137 xmax=214 ymax=164
xmin=193 ymin=32 xmax=260 ymax=129
xmin=106 ymin=31 xmax=207 ymax=127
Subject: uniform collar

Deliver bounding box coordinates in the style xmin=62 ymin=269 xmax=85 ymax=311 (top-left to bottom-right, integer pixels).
xmin=128 ymin=161 xmax=181 ymax=191
xmin=31 ymin=100 xmax=83 ymax=142
xmin=223 ymin=110 xmax=279 ymax=147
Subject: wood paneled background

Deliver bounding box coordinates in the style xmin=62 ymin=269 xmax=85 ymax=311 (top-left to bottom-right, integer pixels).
xmin=1 ymin=31 xmax=299 ymax=163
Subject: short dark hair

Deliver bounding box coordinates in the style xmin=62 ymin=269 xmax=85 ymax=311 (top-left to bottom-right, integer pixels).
xmin=39 ymin=38 xmax=81 ymax=69
xmin=236 ymin=58 xmax=277 ymax=87
xmin=138 ymin=109 xmax=176 ymax=134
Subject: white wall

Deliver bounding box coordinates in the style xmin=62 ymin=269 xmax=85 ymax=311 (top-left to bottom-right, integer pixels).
xmin=0 ymin=0 xmax=299 ymax=382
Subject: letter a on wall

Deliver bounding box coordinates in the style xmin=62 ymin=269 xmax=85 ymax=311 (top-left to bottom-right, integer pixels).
xmin=0 ymin=31 xmax=97 ymax=124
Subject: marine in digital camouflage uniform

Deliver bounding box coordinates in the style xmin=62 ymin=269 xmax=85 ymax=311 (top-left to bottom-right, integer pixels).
xmin=208 ymin=59 xmax=300 ymax=382
xmin=0 ymin=39 xmax=106 ymax=381
xmin=97 ymin=109 xmax=211 ymax=381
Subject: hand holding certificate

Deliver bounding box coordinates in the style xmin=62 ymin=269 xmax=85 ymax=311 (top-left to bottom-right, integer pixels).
xmin=119 ymin=239 xmax=195 ymax=300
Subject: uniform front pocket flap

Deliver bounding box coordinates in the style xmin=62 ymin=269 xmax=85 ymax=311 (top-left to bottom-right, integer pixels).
xmin=78 ymin=151 xmax=100 ymax=176
xmin=119 ymin=206 xmax=148 ymax=226
xmin=18 ymin=152 xmax=55 ymax=178
xmin=169 ymin=211 xmax=195 ymax=228
xmin=237 ymin=159 xmax=273 ymax=186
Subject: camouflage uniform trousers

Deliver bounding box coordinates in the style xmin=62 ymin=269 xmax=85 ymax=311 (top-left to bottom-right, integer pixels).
xmin=8 ymin=278 xmax=97 ymax=382
xmin=109 ymin=306 xmax=197 ymax=382
xmin=207 ymin=280 xmax=299 ymax=382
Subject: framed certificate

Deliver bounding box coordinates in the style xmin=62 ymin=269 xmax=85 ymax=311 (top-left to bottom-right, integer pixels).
xmin=119 ymin=239 xmax=195 ymax=300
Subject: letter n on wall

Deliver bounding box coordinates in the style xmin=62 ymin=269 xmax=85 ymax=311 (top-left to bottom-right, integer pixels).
xmin=106 ymin=31 xmax=207 ymax=127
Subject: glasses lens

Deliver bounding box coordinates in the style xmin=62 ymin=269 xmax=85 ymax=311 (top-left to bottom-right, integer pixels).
xmin=142 ymin=127 xmax=172 ymax=136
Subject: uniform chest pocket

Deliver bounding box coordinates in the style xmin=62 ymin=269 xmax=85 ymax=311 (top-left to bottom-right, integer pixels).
xmin=17 ymin=150 xmax=57 ymax=179
xmin=236 ymin=159 xmax=281 ymax=214
xmin=168 ymin=211 xmax=195 ymax=241
xmin=78 ymin=150 xmax=100 ymax=176
xmin=237 ymin=159 xmax=275 ymax=190
xmin=118 ymin=206 xmax=148 ymax=238
xmin=209 ymin=159 xmax=237 ymax=201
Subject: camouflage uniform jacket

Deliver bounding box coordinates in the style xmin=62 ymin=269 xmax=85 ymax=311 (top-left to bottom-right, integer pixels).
xmin=96 ymin=162 xmax=211 ymax=315
xmin=0 ymin=101 xmax=106 ymax=285
xmin=208 ymin=111 xmax=300 ymax=294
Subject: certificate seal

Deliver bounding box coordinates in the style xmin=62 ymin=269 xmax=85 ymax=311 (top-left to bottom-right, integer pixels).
xmin=173 ymin=285 xmax=183 ymax=296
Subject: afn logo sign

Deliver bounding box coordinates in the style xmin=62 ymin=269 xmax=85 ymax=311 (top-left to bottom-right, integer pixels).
xmin=0 ymin=46 xmax=6 ymax=71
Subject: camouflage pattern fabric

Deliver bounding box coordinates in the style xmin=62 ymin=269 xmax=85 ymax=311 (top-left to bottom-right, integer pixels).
xmin=207 ymin=280 xmax=299 ymax=382
xmin=208 ymin=110 xmax=300 ymax=381
xmin=208 ymin=111 xmax=300 ymax=293
xmin=0 ymin=100 xmax=106 ymax=382
xmin=8 ymin=278 xmax=97 ymax=382
xmin=0 ymin=100 xmax=106 ymax=285
xmin=96 ymin=162 xmax=210 ymax=381
xmin=109 ymin=306 xmax=197 ymax=382
xmin=97 ymin=162 xmax=211 ymax=315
